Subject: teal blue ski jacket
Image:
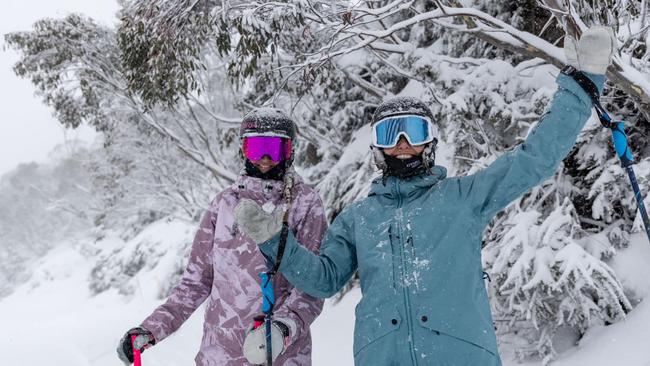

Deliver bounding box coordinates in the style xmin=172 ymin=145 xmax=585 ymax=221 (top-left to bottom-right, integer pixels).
xmin=260 ymin=72 xmax=605 ymax=366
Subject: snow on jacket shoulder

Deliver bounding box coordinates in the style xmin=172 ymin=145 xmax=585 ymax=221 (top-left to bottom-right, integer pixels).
xmin=259 ymin=72 xmax=606 ymax=366
xmin=141 ymin=173 xmax=327 ymax=366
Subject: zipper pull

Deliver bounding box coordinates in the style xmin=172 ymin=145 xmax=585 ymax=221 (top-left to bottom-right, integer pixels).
xmin=406 ymin=219 xmax=413 ymax=246
xmin=482 ymin=271 xmax=491 ymax=282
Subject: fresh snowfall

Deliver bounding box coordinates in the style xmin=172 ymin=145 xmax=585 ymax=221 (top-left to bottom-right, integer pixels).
xmin=3 ymin=0 xmax=650 ymax=365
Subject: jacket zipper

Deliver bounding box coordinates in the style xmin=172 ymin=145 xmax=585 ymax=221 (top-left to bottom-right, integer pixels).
xmin=388 ymin=225 xmax=398 ymax=290
xmin=394 ymin=179 xmax=419 ymax=366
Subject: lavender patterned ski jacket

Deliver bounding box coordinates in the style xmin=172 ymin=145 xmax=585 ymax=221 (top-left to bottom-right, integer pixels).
xmin=141 ymin=174 xmax=327 ymax=366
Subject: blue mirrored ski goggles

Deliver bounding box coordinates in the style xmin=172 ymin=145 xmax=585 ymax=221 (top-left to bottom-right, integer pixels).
xmin=371 ymin=115 xmax=437 ymax=148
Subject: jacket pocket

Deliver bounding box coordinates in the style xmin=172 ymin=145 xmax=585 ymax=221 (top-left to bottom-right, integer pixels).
xmin=353 ymin=305 xmax=402 ymax=357
xmin=415 ymin=305 xmax=499 ymax=357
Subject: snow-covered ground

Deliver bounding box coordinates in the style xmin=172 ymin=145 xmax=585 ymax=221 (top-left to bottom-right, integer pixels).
xmin=0 ymin=243 xmax=357 ymax=366
xmin=1 ymin=220 xmax=649 ymax=365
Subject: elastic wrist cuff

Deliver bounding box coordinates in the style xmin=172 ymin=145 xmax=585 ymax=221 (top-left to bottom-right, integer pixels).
xmin=273 ymin=320 xmax=290 ymax=338
xmin=560 ymin=65 xmax=600 ymax=101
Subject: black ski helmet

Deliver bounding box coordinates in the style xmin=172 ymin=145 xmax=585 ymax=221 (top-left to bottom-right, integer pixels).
xmin=239 ymin=108 xmax=297 ymax=140
xmin=370 ymin=96 xmax=439 ymax=172
xmin=239 ymin=108 xmax=297 ymax=180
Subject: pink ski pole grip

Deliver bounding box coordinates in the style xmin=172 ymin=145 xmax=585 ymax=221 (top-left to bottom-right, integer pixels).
xmin=131 ymin=335 xmax=142 ymax=366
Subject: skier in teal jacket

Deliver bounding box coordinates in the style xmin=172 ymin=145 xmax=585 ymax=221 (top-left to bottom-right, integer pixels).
xmin=234 ymin=27 xmax=617 ymax=365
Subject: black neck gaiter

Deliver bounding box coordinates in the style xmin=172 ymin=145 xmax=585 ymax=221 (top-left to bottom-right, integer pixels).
xmin=383 ymin=153 xmax=428 ymax=179
xmin=244 ymin=160 xmax=287 ymax=181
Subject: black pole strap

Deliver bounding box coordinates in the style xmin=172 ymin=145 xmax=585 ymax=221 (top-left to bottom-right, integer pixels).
xmin=561 ymin=66 xmax=600 ymax=101
xmin=269 ymin=221 xmax=290 ymax=276
xmin=560 ymin=65 xmax=613 ymax=128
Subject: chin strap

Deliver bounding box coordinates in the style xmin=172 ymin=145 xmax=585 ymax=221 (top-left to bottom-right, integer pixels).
xmin=422 ymin=139 xmax=437 ymax=169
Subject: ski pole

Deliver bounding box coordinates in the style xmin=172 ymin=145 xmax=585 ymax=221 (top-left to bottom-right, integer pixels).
xmin=260 ymin=221 xmax=291 ymax=366
xmin=562 ymin=66 xmax=650 ymax=244
xmin=258 ymin=174 xmax=294 ymax=366
xmin=260 ymin=271 xmax=275 ymax=365
xmin=131 ymin=335 xmax=142 ymax=366
xmin=600 ymin=116 xmax=650 ymax=243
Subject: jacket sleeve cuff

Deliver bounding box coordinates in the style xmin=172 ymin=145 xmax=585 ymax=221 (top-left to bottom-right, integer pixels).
xmin=258 ymin=233 xmax=282 ymax=262
xmin=556 ymin=71 xmax=606 ymax=108
xmin=138 ymin=324 xmax=159 ymax=345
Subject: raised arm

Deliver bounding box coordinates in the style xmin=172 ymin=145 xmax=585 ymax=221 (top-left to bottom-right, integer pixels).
xmin=456 ymin=27 xmax=617 ymax=224
xmin=456 ymin=71 xmax=605 ymax=223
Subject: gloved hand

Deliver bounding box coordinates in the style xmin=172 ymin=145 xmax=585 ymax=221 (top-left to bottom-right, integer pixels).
xmin=564 ymin=25 xmax=617 ymax=75
xmin=116 ymin=327 xmax=156 ymax=365
xmin=234 ymin=198 xmax=284 ymax=244
xmin=242 ymin=317 xmax=290 ymax=365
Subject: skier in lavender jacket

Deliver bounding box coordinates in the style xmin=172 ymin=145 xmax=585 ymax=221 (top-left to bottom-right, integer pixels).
xmin=117 ymin=109 xmax=327 ymax=366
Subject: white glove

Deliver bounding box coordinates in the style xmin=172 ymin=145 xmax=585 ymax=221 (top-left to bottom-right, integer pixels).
xmin=242 ymin=321 xmax=289 ymax=365
xmin=234 ymin=198 xmax=284 ymax=244
xmin=564 ymin=26 xmax=617 ymax=75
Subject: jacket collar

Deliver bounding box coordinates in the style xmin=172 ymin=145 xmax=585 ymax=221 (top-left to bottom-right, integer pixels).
xmin=234 ymin=173 xmax=301 ymax=199
xmin=369 ymin=166 xmax=447 ymax=205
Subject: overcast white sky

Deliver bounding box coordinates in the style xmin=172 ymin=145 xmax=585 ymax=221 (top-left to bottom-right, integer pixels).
xmin=0 ymin=0 xmax=119 ymax=176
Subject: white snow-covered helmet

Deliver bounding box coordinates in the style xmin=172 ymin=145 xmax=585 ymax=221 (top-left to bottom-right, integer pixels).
xmin=239 ymin=108 xmax=298 ymax=180
xmin=240 ymin=108 xmax=297 ymax=141
xmin=372 ymin=96 xmax=436 ymax=124
xmin=370 ymin=97 xmax=439 ymax=171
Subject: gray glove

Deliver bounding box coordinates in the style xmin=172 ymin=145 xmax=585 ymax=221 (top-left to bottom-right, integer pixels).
xmin=117 ymin=327 xmax=155 ymax=365
xmin=234 ymin=198 xmax=284 ymax=244
xmin=564 ymin=26 xmax=617 ymax=75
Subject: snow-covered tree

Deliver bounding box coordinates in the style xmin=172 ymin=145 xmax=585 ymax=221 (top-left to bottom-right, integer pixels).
xmin=4 ymin=14 xmax=243 ymax=293
xmin=6 ymin=0 xmax=650 ymax=363
xmin=4 ymin=14 xmax=241 ymax=225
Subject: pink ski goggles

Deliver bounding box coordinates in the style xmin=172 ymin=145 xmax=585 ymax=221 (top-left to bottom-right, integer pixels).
xmin=242 ymin=136 xmax=292 ymax=162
